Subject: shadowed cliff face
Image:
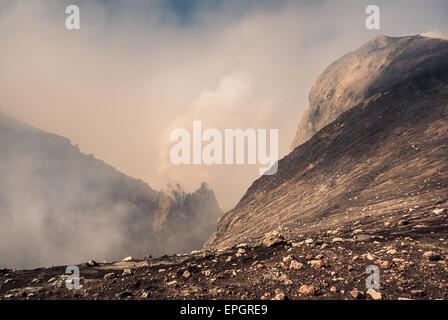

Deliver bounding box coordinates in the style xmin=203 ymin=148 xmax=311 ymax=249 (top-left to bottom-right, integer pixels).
xmin=291 ymin=35 xmax=448 ymax=149
xmin=204 ymin=35 xmax=448 ymax=251
xmin=0 ymin=113 xmax=222 ymax=269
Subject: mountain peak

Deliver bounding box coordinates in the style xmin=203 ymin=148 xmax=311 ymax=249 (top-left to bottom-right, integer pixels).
xmin=291 ymin=35 xmax=448 ymax=149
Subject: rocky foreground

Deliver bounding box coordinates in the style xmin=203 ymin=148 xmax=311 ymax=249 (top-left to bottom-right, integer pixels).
xmin=1 ymin=205 xmax=447 ymax=300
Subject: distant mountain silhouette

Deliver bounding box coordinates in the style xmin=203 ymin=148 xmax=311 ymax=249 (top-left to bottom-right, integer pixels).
xmin=0 ymin=112 xmax=222 ymax=269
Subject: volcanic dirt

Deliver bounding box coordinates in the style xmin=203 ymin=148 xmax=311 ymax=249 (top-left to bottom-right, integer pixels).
xmin=1 ymin=204 xmax=447 ymax=300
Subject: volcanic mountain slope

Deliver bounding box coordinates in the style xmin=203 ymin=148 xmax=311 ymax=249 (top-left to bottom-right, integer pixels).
xmin=0 ymin=112 xmax=222 ymax=269
xmin=291 ymin=35 xmax=448 ymax=148
xmin=204 ymin=35 xmax=448 ymax=251
xmin=1 ymin=35 xmax=448 ymax=301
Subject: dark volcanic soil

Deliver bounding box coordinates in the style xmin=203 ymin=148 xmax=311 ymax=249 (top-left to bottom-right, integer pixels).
xmin=1 ymin=204 xmax=447 ymax=300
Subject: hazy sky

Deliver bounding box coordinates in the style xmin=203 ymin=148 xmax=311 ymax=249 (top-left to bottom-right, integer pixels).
xmin=1 ymin=0 xmax=447 ymax=210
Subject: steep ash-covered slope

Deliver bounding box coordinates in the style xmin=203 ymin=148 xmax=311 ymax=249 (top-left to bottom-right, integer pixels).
xmin=0 ymin=113 xmax=222 ymax=269
xmin=291 ymin=35 xmax=448 ymax=148
xmin=205 ymin=37 xmax=448 ymax=250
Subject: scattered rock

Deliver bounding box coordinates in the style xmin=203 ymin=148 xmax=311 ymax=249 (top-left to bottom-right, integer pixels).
xmin=261 ymin=231 xmax=286 ymax=247
xmin=433 ymin=208 xmax=446 ymax=215
xmin=198 ymin=269 xmax=209 ymax=277
xmin=289 ymin=260 xmax=304 ymax=270
xmin=309 ymin=259 xmax=325 ymax=268
xmin=260 ymin=292 xmax=270 ymax=300
xmin=367 ymin=289 xmax=382 ymax=300
xmin=305 ymin=238 xmax=314 ymax=244
xmin=274 ymin=289 xmax=287 ymax=300
xmin=183 ymin=271 xmax=191 ymax=278
xmin=350 ymin=289 xmax=364 ymax=299
xmin=104 ymin=273 xmax=116 ymax=280
xmin=299 ymin=285 xmax=317 ymax=296
xmin=47 ymin=277 xmax=57 ymax=283
xmin=86 ymin=260 xmax=98 ymax=267
xmin=122 ymin=269 xmax=132 ymax=276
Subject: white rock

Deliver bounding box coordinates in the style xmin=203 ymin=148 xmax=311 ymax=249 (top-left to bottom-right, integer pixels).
xmin=367 ymin=289 xmax=382 ymax=300
xmin=122 ymin=268 xmax=132 ymax=276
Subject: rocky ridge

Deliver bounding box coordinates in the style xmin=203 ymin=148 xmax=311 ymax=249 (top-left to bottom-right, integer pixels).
xmin=291 ymin=35 xmax=448 ymax=148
